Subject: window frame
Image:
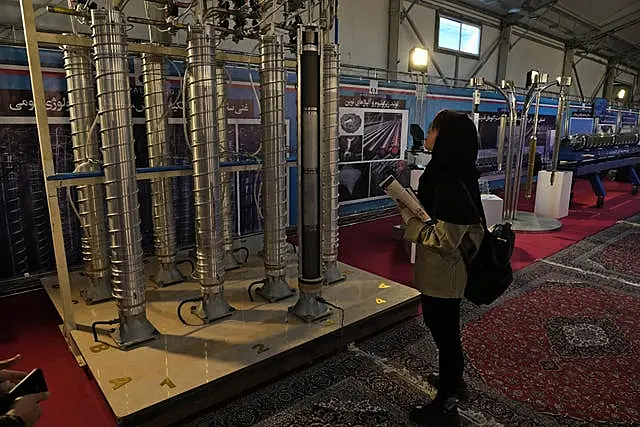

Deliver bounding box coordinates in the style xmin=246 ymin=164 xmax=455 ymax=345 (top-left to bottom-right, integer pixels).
xmin=435 ymin=11 xmax=482 ymax=59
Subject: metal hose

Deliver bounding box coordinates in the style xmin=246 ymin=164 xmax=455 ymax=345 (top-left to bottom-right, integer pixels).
xmin=215 ymin=65 xmax=238 ymax=270
xmin=186 ymin=25 xmax=233 ymax=321
xmin=141 ymin=52 xmax=183 ymax=286
xmin=320 ymin=42 xmax=343 ymax=284
xmin=62 ymin=44 xmax=112 ymax=303
xmin=92 ymin=9 xmax=156 ymax=345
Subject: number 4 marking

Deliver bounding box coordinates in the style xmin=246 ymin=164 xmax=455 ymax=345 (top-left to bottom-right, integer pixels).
xmin=160 ymin=378 xmax=176 ymax=389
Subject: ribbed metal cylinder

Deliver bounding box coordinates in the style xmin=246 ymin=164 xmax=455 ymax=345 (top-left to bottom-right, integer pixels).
xmin=27 ymin=163 xmax=51 ymax=271
xmin=63 ymin=45 xmax=111 ymax=298
xmin=1 ymin=154 xmax=28 ymax=275
xmin=260 ymin=35 xmax=289 ymax=280
xmin=63 ymin=46 xmax=109 ymax=280
xmin=91 ymin=10 xmax=147 ymax=320
xmin=215 ymin=65 xmax=237 ymax=269
xmin=320 ymin=43 xmax=342 ymax=283
xmin=141 ymin=52 xmax=182 ymax=285
xmin=187 ymin=25 xmax=225 ymax=291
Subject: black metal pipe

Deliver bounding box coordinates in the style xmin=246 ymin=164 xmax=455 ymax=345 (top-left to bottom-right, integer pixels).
xmin=299 ymin=29 xmax=321 ymax=284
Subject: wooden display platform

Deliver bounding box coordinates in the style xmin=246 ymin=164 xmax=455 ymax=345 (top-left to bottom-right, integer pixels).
xmin=42 ymin=257 xmax=420 ymax=426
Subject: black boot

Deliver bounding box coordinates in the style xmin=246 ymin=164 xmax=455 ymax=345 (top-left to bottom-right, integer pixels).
xmin=426 ymin=373 xmax=469 ymax=401
xmin=410 ymin=397 xmax=459 ymax=426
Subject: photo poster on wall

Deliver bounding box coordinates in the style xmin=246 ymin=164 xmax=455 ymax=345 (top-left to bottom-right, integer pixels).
xmin=597 ymin=109 xmax=619 ymax=134
xmin=621 ymin=111 xmax=639 ymax=132
xmin=474 ymin=111 xmax=557 ymax=151
xmin=223 ymin=66 xmax=298 ymax=232
xmin=337 ymin=93 xmax=411 ymax=205
xmin=227 ymin=118 xmax=291 ymax=236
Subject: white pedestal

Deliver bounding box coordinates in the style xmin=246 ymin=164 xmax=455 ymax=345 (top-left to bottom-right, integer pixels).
xmin=481 ymin=194 xmax=504 ymax=228
xmin=409 ymin=169 xmax=424 ymax=191
xmin=534 ymin=170 xmax=573 ymax=219
xmin=392 ymin=224 xmax=417 ymax=264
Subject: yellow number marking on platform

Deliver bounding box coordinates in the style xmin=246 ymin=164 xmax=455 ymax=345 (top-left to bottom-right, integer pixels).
xmin=89 ymin=343 xmax=110 ymax=353
xmin=378 ymin=283 xmax=391 ymax=289
xmin=160 ymin=378 xmax=176 ymax=389
xmin=343 ymin=269 xmax=354 ymax=276
xmin=376 ymin=298 xmax=387 ymax=305
xmin=109 ymin=377 xmax=132 ymax=390
xmin=252 ymin=344 xmax=270 ymax=354
xmin=324 ymin=319 xmax=336 ymax=326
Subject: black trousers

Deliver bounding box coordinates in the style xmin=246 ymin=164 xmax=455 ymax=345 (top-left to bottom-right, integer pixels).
xmin=421 ymin=295 xmax=463 ymax=401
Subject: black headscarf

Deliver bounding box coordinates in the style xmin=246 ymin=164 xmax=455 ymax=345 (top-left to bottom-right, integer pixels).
xmin=417 ymin=110 xmax=484 ymax=225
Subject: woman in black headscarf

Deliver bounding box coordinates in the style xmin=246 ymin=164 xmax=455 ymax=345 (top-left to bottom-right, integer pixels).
xmin=400 ymin=110 xmax=485 ymax=425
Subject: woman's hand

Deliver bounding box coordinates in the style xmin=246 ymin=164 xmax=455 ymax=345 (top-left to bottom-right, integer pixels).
xmin=0 ymin=355 xmax=26 ymax=395
xmin=7 ymin=392 xmax=49 ymax=427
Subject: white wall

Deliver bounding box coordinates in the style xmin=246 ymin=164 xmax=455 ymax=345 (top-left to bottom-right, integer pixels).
xmin=506 ymin=35 xmax=564 ymax=89
xmin=572 ymin=55 xmax=607 ymax=99
xmin=458 ymin=25 xmax=500 ymax=81
xmin=338 ymin=0 xmax=388 ymax=68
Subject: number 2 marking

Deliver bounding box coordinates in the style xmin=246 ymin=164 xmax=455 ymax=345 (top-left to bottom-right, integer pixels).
xmin=90 ymin=343 xmax=110 ymax=353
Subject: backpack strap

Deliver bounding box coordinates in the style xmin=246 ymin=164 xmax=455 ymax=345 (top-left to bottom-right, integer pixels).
xmin=459 ymin=182 xmax=489 ymax=233
xmin=457 ymin=182 xmax=488 ymax=269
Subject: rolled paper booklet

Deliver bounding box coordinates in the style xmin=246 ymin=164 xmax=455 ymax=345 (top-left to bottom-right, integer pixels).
xmin=379 ymin=175 xmax=430 ymax=222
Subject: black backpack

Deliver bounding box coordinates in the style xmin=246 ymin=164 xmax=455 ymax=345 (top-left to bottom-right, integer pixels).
xmin=459 ymin=186 xmax=516 ymax=305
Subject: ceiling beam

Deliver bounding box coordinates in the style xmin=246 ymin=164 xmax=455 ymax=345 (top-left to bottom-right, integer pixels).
xmin=599 ymin=2 xmax=640 ymax=28
xmin=522 ymin=0 xmax=557 ymax=13
xmin=591 ymin=15 xmax=640 ymax=39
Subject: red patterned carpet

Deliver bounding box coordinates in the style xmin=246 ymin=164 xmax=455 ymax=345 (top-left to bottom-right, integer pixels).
xmin=547 ymin=224 xmax=640 ymax=284
xmin=598 ymin=233 xmax=640 ymax=277
xmin=463 ymin=284 xmax=640 ymax=423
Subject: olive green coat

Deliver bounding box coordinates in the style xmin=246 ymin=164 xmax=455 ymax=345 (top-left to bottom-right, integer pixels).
xmin=404 ymin=217 xmax=484 ymax=298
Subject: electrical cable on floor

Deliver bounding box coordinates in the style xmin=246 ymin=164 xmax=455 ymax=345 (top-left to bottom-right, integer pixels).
xmin=177 ymin=296 xmax=204 ymax=326
xmin=176 ymin=258 xmax=196 ymax=277
xmin=247 ymin=279 xmax=266 ymax=302
xmin=91 ymin=319 xmax=118 ymax=343
xmin=232 ymin=247 xmax=250 ymax=264
xmin=315 ymin=296 xmax=346 ymax=348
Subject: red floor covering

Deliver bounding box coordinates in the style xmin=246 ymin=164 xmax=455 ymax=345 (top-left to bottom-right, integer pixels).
xmin=0 ymin=178 xmax=639 ymax=427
